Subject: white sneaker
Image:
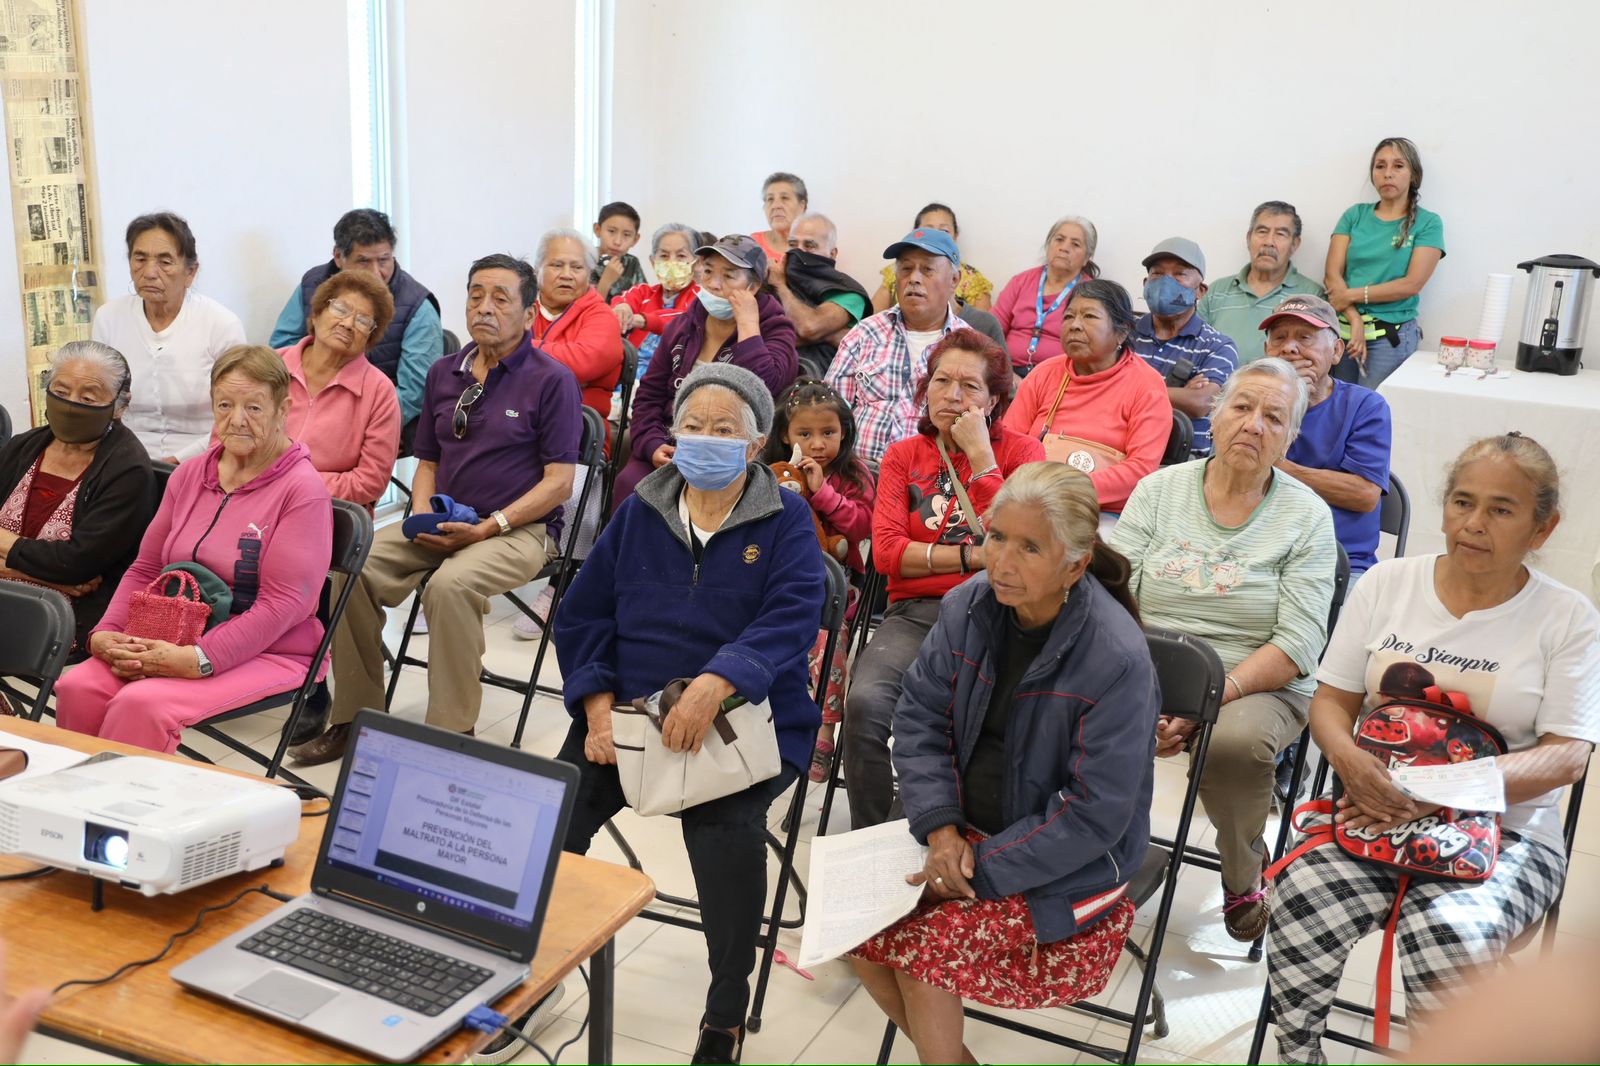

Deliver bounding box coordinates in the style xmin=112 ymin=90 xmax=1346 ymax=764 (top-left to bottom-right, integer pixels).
xmin=510 ymin=586 xmax=557 ymax=641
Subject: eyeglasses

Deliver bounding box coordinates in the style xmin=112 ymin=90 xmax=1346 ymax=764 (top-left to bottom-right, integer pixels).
xmin=327 ymin=298 xmax=377 ymax=334
xmin=452 ymin=382 xmax=484 ymax=440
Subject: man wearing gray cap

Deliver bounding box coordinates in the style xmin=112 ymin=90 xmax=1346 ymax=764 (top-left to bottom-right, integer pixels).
xmin=1131 ymin=237 xmax=1239 ymax=456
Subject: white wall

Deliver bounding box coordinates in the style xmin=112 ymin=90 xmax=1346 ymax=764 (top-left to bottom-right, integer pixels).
xmin=400 ymin=0 xmax=577 ymax=338
xmin=82 ymin=0 xmax=354 ymax=344
xmin=610 ymin=0 xmax=1600 ymax=355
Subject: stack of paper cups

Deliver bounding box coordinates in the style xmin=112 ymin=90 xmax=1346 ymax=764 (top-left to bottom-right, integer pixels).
xmin=1476 ymin=273 xmax=1514 ymax=347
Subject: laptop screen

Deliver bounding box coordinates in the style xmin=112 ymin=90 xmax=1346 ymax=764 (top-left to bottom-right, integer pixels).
xmin=323 ymin=723 xmax=569 ymax=933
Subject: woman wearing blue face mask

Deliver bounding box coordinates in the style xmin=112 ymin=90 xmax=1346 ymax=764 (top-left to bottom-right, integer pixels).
xmin=552 ymin=361 xmax=826 ymax=1064
xmin=611 ymin=235 xmax=799 ymax=514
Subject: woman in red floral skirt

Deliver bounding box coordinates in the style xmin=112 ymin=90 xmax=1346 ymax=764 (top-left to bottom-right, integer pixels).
xmin=848 ymin=462 xmax=1160 ymax=1063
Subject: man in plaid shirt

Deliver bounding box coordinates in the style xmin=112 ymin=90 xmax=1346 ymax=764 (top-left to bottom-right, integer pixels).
xmin=825 ymin=228 xmax=973 ymax=463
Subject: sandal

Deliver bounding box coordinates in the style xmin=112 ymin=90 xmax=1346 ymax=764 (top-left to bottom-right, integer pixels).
xmin=808 ymin=737 xmax=835 ymax=784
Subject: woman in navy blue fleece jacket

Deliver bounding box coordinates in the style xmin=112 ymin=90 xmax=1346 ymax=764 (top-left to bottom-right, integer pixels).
xmin=552 ymin=362 xmax=824 ymax=1064
xmin=849 ymin=462 xmax=1159 ymax=1064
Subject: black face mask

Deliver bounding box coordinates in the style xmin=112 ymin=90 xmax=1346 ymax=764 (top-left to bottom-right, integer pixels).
xmin=45 ymin=391 xmax=115 ymax=444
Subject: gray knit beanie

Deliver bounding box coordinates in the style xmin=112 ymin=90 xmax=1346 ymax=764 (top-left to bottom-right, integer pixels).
xmin=672 ymin=362 xmax=775 ymax=437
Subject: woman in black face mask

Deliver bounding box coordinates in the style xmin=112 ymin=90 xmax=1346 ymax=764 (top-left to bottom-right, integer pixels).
xmin=0 ymin=341 xmax=154 ymax=666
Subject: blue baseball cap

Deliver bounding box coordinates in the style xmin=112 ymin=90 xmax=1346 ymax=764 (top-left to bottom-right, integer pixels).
xmin=882 ymin=227 xmax=960 ymax=265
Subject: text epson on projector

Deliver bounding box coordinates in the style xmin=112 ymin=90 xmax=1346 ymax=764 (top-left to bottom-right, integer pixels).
xmin=0 ymin=756 xmax=299 ymax=894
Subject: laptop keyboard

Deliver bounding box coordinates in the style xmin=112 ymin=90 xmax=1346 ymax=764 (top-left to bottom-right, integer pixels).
xmin=238 ymin=909 xmax=495 ymax=1016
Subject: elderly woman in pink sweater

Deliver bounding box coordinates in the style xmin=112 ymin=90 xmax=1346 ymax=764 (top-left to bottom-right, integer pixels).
xmin=277 ymin=269 xmax=401 ymax=511
xmin=56 ymin=345 xmax=332 ymax=753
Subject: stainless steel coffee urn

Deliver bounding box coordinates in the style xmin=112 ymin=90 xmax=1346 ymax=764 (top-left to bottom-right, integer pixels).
xmin=1515 ymin=254 xmax=1600 ymax=374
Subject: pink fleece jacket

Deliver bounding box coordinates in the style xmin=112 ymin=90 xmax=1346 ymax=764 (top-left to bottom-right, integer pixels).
xmin=94 ymin=441 xmax=332 ymax=675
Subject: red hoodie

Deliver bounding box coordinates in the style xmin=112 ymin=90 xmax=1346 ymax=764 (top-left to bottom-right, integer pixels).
xmin=612 ymin=281 xmax=700 ymax=349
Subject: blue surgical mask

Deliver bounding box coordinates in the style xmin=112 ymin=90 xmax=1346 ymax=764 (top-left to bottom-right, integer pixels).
xmin=697 ymin=288 xmax=734 ymax=320
xmin=673 ymin=433 xmax=749 ymax=490
xmin=1144 ymin=274 xmax=1197 ymax=317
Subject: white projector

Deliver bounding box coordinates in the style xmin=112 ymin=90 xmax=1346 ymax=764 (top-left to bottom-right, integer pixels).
xmin=0 ymin=755 xmax=300 ymax=895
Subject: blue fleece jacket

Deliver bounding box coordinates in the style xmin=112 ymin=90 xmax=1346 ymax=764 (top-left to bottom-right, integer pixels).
xmin=894 ymin=571 xmax=1159 ymax=943
xmin=552 ymin=462 xmax=827 ymax=772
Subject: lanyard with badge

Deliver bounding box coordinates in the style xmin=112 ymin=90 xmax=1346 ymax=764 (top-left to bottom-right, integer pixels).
xmin=1028 ymin=270 xmax=1078 ymax=364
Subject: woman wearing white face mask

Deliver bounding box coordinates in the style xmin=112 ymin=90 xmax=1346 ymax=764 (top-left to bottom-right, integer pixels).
xmin=610 ymin=234 xmax=798 ymax=513
xmin=552 ymin=362 xmax=825 ymax=1064
xmin=610 ymin=222 xmax=703 ymax=384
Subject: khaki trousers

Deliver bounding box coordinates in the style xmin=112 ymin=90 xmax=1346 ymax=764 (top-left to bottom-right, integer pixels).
xmin=1197 ymin=687 xmax=1311 ymax=893
xmin=330 ymin=521 xmax=552 ymax=732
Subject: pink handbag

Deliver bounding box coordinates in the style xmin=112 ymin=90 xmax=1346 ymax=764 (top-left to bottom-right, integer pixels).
xmin=124 ymin=570 xmax=212 ymax=647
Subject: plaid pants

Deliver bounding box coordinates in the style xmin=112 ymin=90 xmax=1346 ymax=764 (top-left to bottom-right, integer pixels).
xmin=1265 ymin=825 xmax=1565 ymax=1064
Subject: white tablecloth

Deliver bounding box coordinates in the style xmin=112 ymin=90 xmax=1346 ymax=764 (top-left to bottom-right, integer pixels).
xmin=1380 ymin=355 xmax=1600 ymax=602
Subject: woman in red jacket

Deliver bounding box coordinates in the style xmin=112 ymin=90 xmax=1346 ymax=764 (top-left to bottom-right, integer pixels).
xmin=529 ymin=228 xmax=624 ymax=418
xmin=842 ymin=329 xmax=1045 ymax=829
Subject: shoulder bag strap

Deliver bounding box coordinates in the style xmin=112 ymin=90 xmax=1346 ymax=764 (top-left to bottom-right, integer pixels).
xmin=935 ymin=436 xmax=985 ymax=537
xmin=1038 ymin=366 xmax=1072 ymax=438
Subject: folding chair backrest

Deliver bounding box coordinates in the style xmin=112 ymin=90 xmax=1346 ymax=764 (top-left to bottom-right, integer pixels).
xmin=0 ymin=582 xmax=74 ymax=720
xmin=151 ymin=459 xmax=176 ymax=505
xmin=1161 ymin=409 xmax=1193 ymax=466
xmin=796 ymin=351 xmax=828 ymax=382
xmin=329 ymin=499 xmax=374 ymax=577
xmin=1380 ymin=472 xmax=1410 ymax=557
xmin=0 ymin=403 xmax=11 ymax=448
xmin=442 ymin=329 xmax=461 ymax=356
xmin=1328 ymin=543 xmax=1351 ymax=639
xmin=1144 ymin=626 xmax=1224 ymax=725
xmin=819 ymin=553 xmax=849 ymax=638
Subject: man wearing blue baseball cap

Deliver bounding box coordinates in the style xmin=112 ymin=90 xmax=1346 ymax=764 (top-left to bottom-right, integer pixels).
xmin=824 ymin=227 xmax=975 ymax=462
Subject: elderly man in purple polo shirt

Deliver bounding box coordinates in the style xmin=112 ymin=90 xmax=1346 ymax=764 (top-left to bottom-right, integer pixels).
xmin=293 ymin=253 xmax=582 ymax=765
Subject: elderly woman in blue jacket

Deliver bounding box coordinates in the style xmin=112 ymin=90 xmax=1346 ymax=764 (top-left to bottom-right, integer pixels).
xmin=848 ymin=462 xmax=1159 ymax=1065
xmin=552 ymin=361 xmax=825 ymax=1065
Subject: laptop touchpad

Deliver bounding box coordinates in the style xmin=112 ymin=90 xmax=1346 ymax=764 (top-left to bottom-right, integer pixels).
xmin=238 ymin=971 xmax=341 ymax=1020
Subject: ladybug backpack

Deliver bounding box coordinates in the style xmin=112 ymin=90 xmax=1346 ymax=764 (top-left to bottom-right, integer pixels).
xmin=1265 ymin=686 xmax=1507 ymax=1046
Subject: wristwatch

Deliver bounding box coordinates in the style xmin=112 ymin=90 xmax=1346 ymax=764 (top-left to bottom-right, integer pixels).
xmin=194 ymin=645 xmax=214 ymax=678
xmin=491 ymin=510 xmax=512 ymax=536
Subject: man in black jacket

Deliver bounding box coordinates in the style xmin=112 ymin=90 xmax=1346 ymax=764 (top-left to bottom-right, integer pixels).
xmin=767 ymin=212 xmax=872 ymax=375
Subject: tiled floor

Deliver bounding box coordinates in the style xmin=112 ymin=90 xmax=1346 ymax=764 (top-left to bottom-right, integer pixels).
xmin=19 ymin=586 xmax=1600 ymax=1064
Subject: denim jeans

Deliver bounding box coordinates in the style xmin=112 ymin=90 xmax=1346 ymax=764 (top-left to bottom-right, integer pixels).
xmin=557 ymin=717 xmax=799 ymax=1031
xmin=1332 ymin=317 xmax=1419 ymax=390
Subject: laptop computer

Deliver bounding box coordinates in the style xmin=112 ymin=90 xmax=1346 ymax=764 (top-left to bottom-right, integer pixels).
xmin=172 ymin=710 xmax=578 ymax=1062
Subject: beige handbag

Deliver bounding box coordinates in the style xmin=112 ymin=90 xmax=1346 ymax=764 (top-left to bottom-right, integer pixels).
xmin=611 ymin=678 xmax=781 ymax=816
xmin=1036 ymin=370 xmax=1125 ymax=474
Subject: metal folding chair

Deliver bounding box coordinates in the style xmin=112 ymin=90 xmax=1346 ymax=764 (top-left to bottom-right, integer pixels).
xmin=1161 ymin=409 xmax=1193 ymax=466
xmin=177 ymin=500 xmax=373 ymax=785
xmin=0 ymin=582 xmax=74 ymax=720
xmin=1248 ymin=749 xmax=1591 ymax=1062
xmin=876 ymin=627 xmax=1227 ymax=1064
xmin=600 ymin=553 xmax=851 ymax=1033
xmin=1380 ymin=472 xmax=1411 ymax=557
xmin=384 ymin=407 xmax=609 ymax=747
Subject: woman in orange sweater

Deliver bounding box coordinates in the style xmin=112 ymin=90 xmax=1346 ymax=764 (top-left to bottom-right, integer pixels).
xmin=1002 ymin=279 xmax=1172 ymax=513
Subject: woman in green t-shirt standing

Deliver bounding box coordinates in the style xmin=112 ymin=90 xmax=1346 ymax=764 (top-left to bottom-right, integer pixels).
xmin=1324 ymin=137 xmax=1446 ymax=388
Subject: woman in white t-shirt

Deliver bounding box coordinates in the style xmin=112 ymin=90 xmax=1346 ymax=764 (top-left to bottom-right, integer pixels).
xmin=90 ymin=212 xmax=246 ymax=462
xmin=1265 ymin=433 xmax=1600 ymax=1064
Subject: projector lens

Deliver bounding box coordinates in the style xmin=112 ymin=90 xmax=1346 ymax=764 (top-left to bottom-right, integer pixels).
xmin=83 ymin=823 xmax=130 ymax=869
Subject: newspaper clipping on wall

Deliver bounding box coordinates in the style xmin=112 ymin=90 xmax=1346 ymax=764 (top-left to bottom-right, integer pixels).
xmin=0 ymin=0 xmax=102 ymax=424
